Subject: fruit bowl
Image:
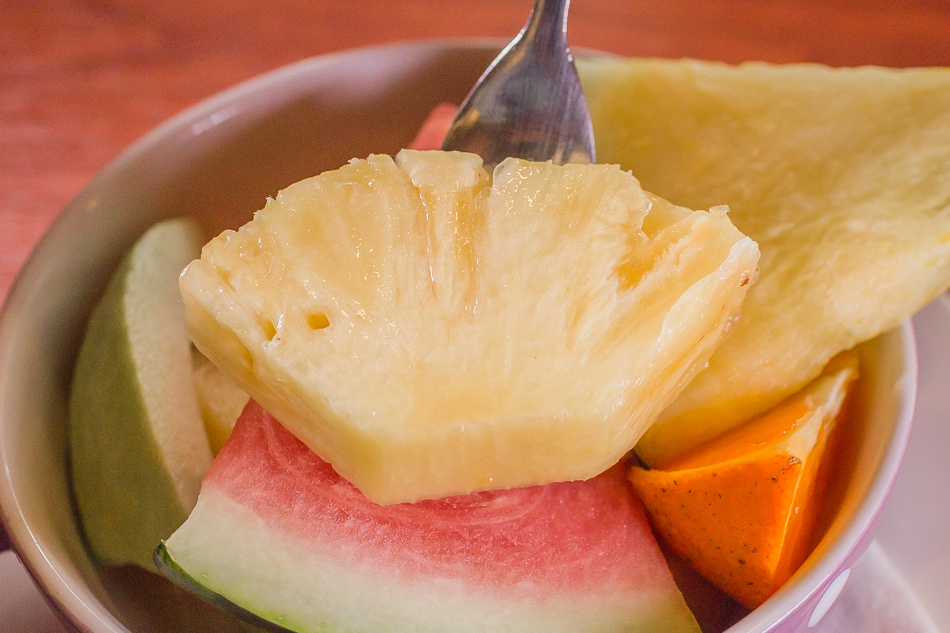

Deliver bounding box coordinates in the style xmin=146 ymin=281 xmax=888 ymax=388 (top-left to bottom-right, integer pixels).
xmin=0 ymin=40 xmax=916 ymax=633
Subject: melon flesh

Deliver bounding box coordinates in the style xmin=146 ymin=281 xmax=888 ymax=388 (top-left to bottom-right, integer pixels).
xmin=629 ymin=354 xmax=858 ymax=608
xmin=69 ymin=218 xmax=212 ymax=569
xmin=577 ymin=58 xmax=950 ymax=465
xmin=158 ymin=400 xmax=700 ymax=633
xmin=179 ymin=149 xmax=759 ymax=504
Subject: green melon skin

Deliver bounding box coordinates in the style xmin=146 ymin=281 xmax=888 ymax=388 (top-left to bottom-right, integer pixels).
xmin=69 ymin=217 xmax=213 ymax=570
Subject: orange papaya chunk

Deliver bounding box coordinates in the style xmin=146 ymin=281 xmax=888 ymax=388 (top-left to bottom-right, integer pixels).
xmin=629 ymin=354 xmax=858 ymax=609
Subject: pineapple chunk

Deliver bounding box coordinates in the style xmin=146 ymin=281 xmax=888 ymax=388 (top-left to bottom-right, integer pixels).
xmin=579 ymin=59 xmax=950 ymax=465
xmin=192 ymin=349 xmax=248 ymax=455
xmin=179 ymin=150 xmax=759 ymax=504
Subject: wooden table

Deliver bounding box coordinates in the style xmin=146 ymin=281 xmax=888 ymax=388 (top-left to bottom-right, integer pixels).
xmin=3 ymin=0 xmax=950 ymax=303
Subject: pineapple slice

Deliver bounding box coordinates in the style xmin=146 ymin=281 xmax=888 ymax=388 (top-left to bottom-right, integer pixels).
xmin=179 ymin=150 xmax=759 ymax=504
xmin=192 ymin=349 xmax=248 ymax=455
xmin=579 ymin=59 xmax=950 ymax=465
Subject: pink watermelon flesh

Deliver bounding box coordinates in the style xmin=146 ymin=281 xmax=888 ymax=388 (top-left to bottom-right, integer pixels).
xmin=159 ymin=400 xmax=699 ymax=633
xmin=407 ymin=102 xmax=458 ymax=150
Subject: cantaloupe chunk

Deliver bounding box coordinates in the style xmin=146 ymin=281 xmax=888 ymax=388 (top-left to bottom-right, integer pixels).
xmin=628 ymin=354 xmax=858 ymax=609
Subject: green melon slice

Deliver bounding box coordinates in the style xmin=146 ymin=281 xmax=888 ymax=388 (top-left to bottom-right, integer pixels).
xmin=69 ymin=217 xmax=213 ymax=569
xmin=156 ymin=400 xmax=700 ymax=633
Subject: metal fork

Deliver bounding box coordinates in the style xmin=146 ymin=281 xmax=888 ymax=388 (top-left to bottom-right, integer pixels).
xmin=441 ymin=0 xmax=595 ymax=168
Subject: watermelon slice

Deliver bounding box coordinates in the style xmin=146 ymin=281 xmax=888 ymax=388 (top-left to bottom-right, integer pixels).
xmin=157 ymin=401 xmax=700 ymax=633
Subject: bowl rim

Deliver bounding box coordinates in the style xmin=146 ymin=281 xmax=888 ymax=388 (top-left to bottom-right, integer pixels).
xmin=0 ymin=37 xmax=514 ymax=633
xmin=0 ymin=38 xmax=921 ymax=633
xmin=724 ymin=321 xmax=917 ymax=632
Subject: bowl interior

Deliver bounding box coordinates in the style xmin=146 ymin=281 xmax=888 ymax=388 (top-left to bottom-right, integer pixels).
xmin=0 ymin=41 xmax=915 ymax=633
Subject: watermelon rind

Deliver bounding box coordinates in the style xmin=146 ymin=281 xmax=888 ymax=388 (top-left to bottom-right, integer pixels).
xmin=154 ymin=543 xmax=289 ymax=632
xmin=158 ymin=475 xmax=700 ymax=633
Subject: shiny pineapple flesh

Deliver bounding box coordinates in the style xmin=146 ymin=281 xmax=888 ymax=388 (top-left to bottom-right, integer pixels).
xmin=179 ymin=150 xmax=759 ymax=504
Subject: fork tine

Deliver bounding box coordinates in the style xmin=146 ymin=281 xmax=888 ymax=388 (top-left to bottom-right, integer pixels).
xmin=441 ymin=0 xmax=595 ymax=168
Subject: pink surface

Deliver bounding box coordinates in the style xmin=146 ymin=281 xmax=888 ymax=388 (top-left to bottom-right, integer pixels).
xmin=407 ymin=103 xmax=459 ymax=151
xmin=207 ymin=400 xmax=673 ymax=598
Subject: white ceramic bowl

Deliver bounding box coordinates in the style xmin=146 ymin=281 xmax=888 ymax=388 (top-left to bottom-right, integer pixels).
xmin=0 ymin=40 xmax=916 ymax=633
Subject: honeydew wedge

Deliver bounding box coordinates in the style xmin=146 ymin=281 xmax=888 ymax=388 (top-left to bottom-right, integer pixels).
xmin=178 ymin=149 xmax=759 ymax=504
xmin=577 ymin=58 xmax=950 ymax=465
xmin=69 ymin=218 xmax=213 ymax=569
xmin=156 ymin=400 xmax=701 ymax=633
xmin=628 ymin=354 xmax=859 ymax=609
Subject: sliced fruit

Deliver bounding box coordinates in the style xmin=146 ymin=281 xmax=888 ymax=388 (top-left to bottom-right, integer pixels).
xmin=408 ymin=102 xmax=458 ymax=150
xmin=157 ymin=400 xmax=701 ymax=633
xmin=192 ymin=349 xmax=248 ymax=455
xmin=577 ymin=58 xmax=950 ymax=465
xmin=179 ymin=149 xmax=759 ymax=504
xmin=69 ymin=217 xmax=213 ymax=569
xmin=628 ymin=354 xmax=859 ymax=609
